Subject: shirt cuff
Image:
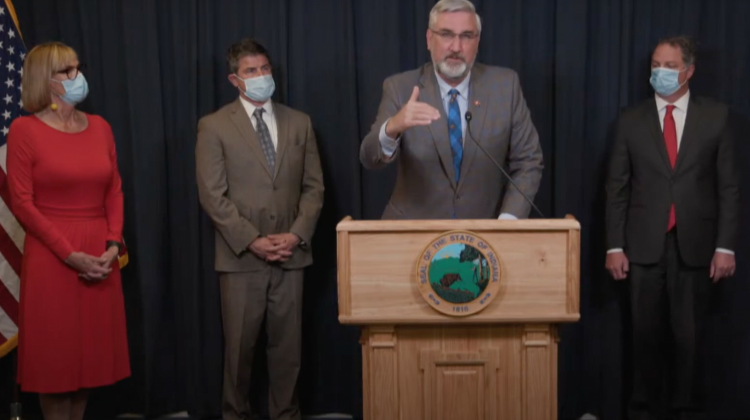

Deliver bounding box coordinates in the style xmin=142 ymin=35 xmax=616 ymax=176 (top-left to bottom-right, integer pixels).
xmin=607 ymin=248 xmax=624 ymax=254
xmin=498 ymin=213 xmax=517 ymax=220
xmin=716 ymin=248 xmax=734 ymax=255
xmin=379 ymin=118 xmax=400 ymax=158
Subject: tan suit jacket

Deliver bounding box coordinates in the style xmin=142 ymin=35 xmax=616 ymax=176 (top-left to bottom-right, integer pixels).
xmin=196 ymin=98 xmax=324 ymax=272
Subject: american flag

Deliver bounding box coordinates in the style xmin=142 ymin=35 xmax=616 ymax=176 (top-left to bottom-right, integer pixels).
xmin=0 ymin=0 xmax=26 ymax=358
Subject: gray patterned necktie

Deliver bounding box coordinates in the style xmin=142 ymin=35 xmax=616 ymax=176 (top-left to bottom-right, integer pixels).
xmin=253 ymin=108 xmax=276 ymax=173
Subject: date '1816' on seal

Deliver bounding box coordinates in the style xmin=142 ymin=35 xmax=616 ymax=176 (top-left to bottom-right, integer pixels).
xmin=415 ymin=231 xmax=501 ymax=317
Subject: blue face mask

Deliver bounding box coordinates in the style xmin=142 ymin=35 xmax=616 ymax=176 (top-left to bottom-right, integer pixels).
xmin=238 ymin=74 xmax=275 ymax=102
xmin=650 ymin=67 xmax=686 ymax=96
xmin=52 ymin=73 xmax=89 ymax=105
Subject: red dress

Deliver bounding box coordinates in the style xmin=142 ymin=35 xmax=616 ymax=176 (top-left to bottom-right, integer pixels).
xmin=6 ymin=114 xmax=130 ymax=393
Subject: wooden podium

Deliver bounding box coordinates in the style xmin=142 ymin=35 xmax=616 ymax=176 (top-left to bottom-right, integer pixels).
xmin=336 ymin=216 xmax=580 ymax=420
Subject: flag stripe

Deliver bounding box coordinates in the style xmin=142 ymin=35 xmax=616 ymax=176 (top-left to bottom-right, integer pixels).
xmin=0 ymin=257 xmax=19 ymax=300
xmin=0 ymin=303 xmax=16 ymax=338
xmin=0 ymin=308 xmax=18 ymax=340
xmin=0 ymin=200 xmax=23 ymax=252
xmin=0 ymin=143 xmax=7 ymax=172
xmin=0 ymin=167 xmax=14 ymax=214
xmin=0 ymin=212 xmax=21 ymax=275
xmin=0 ymin=146 xmax=25 ymax=252
xmin=0 ymin=274 xmax=17 ymax=325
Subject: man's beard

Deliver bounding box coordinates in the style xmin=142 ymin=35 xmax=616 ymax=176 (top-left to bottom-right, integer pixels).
xmin=436 ymin=55 xmax=471 ymax=79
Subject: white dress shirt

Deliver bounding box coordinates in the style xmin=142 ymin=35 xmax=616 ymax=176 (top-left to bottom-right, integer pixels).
xmin=376 ymin=70 xmax=517 ymax=220
xmin=608 ymin=90 xmax=732 ymax=255
xmin=655 ymin=89 xmax=690 ymax=149
xmin=239 ymin=96 xmax=278 ymax=151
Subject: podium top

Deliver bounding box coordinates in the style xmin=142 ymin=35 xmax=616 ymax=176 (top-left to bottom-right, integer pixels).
xmin=336 ymin=215 xmax=580 ymax=232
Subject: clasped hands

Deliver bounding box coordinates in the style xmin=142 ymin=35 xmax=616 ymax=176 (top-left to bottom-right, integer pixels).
xmin=65 ymin=246 xmax=119 ymax=282
xmin=249 ymin=233 xmax=300 ymax=262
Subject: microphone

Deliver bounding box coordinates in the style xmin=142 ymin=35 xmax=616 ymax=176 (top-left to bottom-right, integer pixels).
xmin=464 ymin=111 xmax=545 ymax=218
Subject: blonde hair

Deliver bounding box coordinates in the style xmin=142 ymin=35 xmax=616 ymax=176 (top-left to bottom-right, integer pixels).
xmin=21 ymin=41 xmax=78 ymax=113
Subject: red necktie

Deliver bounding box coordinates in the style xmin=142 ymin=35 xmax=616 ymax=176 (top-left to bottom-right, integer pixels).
xmin=664 ymin=105 xmax=677 ymax=231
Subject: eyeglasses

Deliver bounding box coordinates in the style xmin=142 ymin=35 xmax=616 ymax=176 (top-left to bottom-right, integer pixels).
xmin=54 ymin=64 xmax=84 ymax=80
xmin=430 ymin=29 xmax=479 ymax=43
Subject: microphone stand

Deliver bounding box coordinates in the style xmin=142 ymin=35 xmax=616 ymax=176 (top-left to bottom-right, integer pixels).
xmin=464 ymin=111 xmax=545 ymax=218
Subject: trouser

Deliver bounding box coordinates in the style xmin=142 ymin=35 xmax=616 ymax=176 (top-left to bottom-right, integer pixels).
xmin=220 ymin=266 xmax=304 ymax=420
xmin=628 ymin=229 xmax=712 ymax=418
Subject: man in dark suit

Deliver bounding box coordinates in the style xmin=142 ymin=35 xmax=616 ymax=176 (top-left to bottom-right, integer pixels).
xmin=605 ymin=36 xmax=739 ymax=420
xmin=196 ymin=39 xmax=324 ymax=420
xmin=360 ymin=0 xmax=543 ymax=220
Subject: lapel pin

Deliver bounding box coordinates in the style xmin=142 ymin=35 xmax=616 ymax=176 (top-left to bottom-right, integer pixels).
xmin=474 ymin=100 xmax=481 ymax=107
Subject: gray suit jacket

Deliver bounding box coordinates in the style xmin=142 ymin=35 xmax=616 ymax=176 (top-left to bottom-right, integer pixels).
xmin=360 ymin=62 xmax=543 ymax=219
xmin=196 ymin=99 xmax=324 ymax=272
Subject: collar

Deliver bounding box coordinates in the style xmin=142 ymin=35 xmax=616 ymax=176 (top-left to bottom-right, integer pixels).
xmin=434 ymin=68 xmax=471 ymax=100
xmin=655 ymin=90 xmax=690 ymax=113
xmin=239 ymin=95 xmax=274 ymax=119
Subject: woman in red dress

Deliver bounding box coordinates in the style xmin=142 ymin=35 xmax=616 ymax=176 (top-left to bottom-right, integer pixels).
xmin=6 ymin=42 xmax=130 ymax=420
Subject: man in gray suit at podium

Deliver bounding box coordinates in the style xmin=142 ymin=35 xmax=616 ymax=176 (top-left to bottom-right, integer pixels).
xmin=360 ymin=0 xmax=544 ymax=220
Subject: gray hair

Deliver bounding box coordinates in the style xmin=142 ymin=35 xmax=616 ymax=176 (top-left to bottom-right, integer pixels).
xmin=429 ymin=0 xmax=482 ymax=34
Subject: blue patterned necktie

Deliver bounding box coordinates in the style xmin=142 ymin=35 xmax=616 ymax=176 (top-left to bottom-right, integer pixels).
xmin=447 ymin=89 xmax=463 ymax=183
xmin=253 ymin=108 xmax=276 ymax=174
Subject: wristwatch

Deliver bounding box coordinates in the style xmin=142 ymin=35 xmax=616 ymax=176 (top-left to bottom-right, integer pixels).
xmin=106 ymin=240 xmax=123 ymax=253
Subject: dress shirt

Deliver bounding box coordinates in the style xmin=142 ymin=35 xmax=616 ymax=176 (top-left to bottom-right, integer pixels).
xmin=655 ymin=89 xmax=690 ymax=149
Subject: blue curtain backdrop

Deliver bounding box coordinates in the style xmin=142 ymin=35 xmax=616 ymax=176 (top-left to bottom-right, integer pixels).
xmin=0 ymin=1 xmax=747 ymax=419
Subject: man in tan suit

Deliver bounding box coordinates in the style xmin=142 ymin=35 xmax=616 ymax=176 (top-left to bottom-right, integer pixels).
xmin=360 ymin=0 xmax=543 ymax=220
xmin=195 ymin=38 xmax=324 ymax=420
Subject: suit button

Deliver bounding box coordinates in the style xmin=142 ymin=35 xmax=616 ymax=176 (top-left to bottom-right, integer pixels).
xmin=456 ymin=195 xmax=461 ymax=200
xmin=270 ymin=215 xmax=276 ymax=220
